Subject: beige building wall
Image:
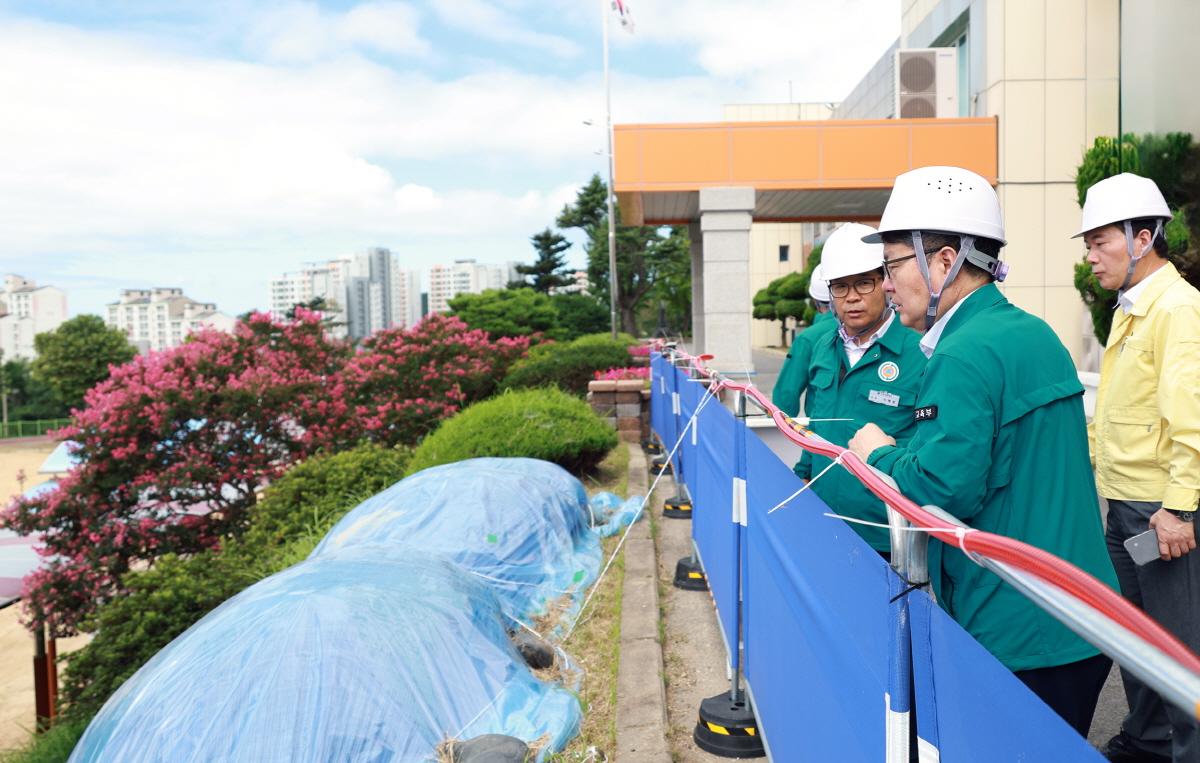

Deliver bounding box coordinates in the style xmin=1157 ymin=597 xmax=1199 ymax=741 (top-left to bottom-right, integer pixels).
xmin=902 ymin=0 xmax=1121 ymax=369
xmin=1120 ymin=0 xmax=1200 ymax=136
xmin=748 ymin=223 xmax=810 ymax=347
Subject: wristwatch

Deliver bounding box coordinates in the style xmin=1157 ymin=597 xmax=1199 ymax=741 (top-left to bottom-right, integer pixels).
xmin=1166 ymin=508 xmax=1196 ymax=523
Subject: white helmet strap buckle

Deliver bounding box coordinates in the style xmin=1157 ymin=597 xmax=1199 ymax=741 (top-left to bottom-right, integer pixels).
xmin=1119 ymin=218 xmax=1164 ymax=293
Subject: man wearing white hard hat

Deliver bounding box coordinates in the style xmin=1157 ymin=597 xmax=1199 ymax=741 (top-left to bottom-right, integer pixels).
xmin=847 ymin=166 xmax=1118 ymax=735
xmin=1080 ymin=172 xmax=1200 ymax=763
xmin=774 ymin=223 xmax=925 ymax=555
xmin=808 ymin=262 xmax=835 ymax=326
xmin=771 ymin=261 xmax=836 ymax=419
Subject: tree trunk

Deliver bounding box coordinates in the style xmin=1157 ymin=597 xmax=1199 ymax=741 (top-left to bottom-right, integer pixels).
xmin=620 ymin=307 xmax=638 ymax=337
xmin=779 ymin=320 xmax=788 ymax=348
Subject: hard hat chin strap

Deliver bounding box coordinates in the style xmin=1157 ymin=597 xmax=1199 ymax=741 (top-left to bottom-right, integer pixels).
xmin=912 ymin=231 xmax=970 ymax=331
xmin=1119 ymin=219 xmax=1163 ymax=293
xmin=911 ymin=231 xmax=1008 ymax=331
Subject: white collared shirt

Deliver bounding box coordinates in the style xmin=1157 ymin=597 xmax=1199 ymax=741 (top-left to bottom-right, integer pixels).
xmin=840 ymin=310 xmax=895 ymax=367
xmin=1118 ymin=263 xmax=1169 ymax=314
xmin=918 ymin=296 xmax=970 ymax=358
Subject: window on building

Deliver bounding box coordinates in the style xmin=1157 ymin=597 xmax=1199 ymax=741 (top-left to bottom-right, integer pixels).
xmin=779 ymin=245 xmax=790 ymax=262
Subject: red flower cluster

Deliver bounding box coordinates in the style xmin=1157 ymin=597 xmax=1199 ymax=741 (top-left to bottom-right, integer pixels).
xmin=593 ymin=366 xmax=650 ymax=381
xmin=2 ymin=311 xmax=528 ymax=635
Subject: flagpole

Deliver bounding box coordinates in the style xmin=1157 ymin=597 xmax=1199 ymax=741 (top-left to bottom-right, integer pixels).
xmin=602 ymin=0 xmax=619 ymax=340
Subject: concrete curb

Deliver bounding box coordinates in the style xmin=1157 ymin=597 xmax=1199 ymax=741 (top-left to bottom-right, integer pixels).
xmin=614 ymin=445 xmax=672 ymax=762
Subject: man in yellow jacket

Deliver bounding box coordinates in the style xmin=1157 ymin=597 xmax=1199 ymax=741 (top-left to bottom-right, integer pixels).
xmin=1080 ymin=173 xmax=1200 ymax=763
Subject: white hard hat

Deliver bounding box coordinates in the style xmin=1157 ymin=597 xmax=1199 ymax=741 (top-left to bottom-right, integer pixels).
xmin=809 ymin=263 xmax=830 ymax=302
xmin=1073 ymin=172 xmax=1171 ymax=238
xmin=863 ymin=165 xmax=1006 ymax=245
xmin=820 ymin=223 xmax=884 ymax=282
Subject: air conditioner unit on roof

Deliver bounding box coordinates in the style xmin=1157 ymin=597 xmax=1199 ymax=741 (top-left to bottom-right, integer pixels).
xmin=894 ymin=47 xmax=958 ymax=119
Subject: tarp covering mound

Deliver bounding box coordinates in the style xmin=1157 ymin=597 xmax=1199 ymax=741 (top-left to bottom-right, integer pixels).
xmin=69 ymin=457 xmax=642 ymax=762
xmin=312 ymin=458 xmax=603 ymax=618
xmin=69 ymin=549 xmax=582 ymax=762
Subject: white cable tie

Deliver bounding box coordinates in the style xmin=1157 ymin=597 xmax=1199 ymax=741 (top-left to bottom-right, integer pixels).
xmin=768 ymin=453 xmax=844 ymax=514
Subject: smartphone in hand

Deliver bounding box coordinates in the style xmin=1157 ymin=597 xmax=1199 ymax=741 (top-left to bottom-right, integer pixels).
xmin=1124 ymin=528 xmax=1161 ymax=566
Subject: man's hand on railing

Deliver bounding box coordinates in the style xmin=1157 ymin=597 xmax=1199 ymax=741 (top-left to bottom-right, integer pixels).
xmin=848 ymin=422 xmax=895 ymax=461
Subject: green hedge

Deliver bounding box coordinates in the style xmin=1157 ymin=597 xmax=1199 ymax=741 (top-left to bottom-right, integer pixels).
xmin=407 ymin=387 xmax=618 ymax=475
xmin=55 ymin=444 xmax=412 ymax=729
xmin=501 ymin=333 xmax=636 ymax=395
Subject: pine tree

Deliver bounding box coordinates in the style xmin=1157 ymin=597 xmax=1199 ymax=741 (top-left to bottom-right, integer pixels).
xmin=514 ymin=229 xmax=574 ymax=293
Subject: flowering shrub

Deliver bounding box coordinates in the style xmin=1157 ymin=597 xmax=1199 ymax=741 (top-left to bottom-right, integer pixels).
xmin=593 ymin=366 xmax=650 ymax=381
xmin=627 ymin=344 xmax=651 ymax=356
xmin=1 ymin=312 xmax=530 ymax=636
xmin=2 ymin=311 xmax=352 ymax=635
xmin=326 ymin=314 xmax=531 ymax=448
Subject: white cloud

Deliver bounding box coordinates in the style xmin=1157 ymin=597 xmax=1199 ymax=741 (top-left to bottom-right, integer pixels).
xmin=249 ymin=1 xmax=429 ymax=62
xmin=0 ymin=1 xmax=901 ymax=317
xmin=614 ymin=0 xmax=898 ymax=102
xmin=427 ymin=0 xmax=580 ymax=58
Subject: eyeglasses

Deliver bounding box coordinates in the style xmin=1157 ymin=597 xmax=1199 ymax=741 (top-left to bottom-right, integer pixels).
xmin=829 ymin=277 xmax=880 ymax=298
xmin=881 ymin=253 xmax=919 ymax=280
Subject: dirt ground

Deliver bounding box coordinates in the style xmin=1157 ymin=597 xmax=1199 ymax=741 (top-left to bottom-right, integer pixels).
xmin=652 ymin=474 xmax=728 ymax=763
xmin=0 ymin=437 xmax=89 ymax=752
xmin=0 ymin=436 xmax=58 ymax=504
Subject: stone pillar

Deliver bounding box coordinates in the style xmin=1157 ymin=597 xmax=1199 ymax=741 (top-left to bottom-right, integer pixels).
xmin=688 ymin=220 xmax=704 ymax=352
xmin=698 ymin=187 xmax=755 ymax=373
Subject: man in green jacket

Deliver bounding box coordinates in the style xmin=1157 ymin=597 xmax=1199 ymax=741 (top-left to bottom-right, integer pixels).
xmin=772 ymin=263 xmax=835 ymax=418
xmin=848 ymin=166 xmax=1118 ymax=736
xmin=777 ymin=223 xmax=926 ymax=556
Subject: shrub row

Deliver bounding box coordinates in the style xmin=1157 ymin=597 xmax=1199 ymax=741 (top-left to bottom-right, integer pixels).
xmin=501 ymin=333 xmax=637 ymax=395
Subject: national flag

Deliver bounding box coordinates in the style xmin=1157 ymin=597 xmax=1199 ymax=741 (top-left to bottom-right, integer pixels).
xmin=611 ymin=0 xmax=635 ymax=32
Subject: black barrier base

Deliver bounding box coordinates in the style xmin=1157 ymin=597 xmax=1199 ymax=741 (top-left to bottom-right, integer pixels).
xmin=693 ymin=692 xmax=765 ymax=758
xmin=642 ymin=438 xmax=662 ymax=455
xmin=649 ymin=457 xmax=673 ymax=476
xmin=673 ymin=556 xmax=708 ymax=591
xmin=663 ymin=495 xmax=692 ymax=519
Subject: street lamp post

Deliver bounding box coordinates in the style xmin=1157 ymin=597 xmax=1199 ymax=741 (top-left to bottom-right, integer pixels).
xmin=601 ymin=0 xmax=619 ymax=340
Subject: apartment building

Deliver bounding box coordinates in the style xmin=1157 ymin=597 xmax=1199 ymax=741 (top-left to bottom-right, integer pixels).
xmin=269 ymin=248 xmax=422 ymax=341
xmin=427 ymin=259 xmax=514 ymax=314
xmin=106 ymin=288 xmax=236 ymax=354
xmin=0 ymin=275 xmax=68 ymax=360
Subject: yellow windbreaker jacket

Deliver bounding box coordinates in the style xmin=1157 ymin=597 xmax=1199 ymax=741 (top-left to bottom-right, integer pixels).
xmin=1090 ymin=262 xmax=1200 ymax=511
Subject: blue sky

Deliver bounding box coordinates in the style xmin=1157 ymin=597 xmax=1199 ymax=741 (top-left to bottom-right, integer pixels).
xmin=0 ymin=0 xmax=897 ymax=317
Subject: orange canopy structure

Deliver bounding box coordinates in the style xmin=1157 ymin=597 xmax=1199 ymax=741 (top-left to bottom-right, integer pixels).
xmin=614 ymin=117 xmax=998 ymax=225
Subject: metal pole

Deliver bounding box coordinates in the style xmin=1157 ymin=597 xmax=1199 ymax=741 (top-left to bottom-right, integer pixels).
xmin=885 ymin=506 xmax=914 ymax=762
xmin=731 ymin=389 xmax=748 ymax=702
xmin=602 ymin=0 xmax=620 ymax=340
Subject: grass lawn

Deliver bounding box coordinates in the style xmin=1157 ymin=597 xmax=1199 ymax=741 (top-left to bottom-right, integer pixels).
xmin=545 ymin=441 xmax=633 ymax=761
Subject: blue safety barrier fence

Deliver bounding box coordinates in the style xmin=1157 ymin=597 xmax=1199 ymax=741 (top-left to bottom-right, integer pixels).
xmin=649 ymin=352 xmax=1102 ymax=762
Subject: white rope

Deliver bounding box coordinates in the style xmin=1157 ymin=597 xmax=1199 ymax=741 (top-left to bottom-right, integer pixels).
xmin=449 ymin=686 xmax=505 ymax=741
xmin=821 ymin=512 xmax=979 ymax=554
xmin=561 ymin=378 xmax=720 ymax=644
xmin=767 ymin=453 xmax=844 ymax=514
xmin=466 ymin=569 xmax=577 ymax=595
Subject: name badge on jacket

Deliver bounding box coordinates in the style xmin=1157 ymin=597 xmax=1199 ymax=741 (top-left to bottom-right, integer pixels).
xmin=868 ymin=389 xmax=900 ymax=407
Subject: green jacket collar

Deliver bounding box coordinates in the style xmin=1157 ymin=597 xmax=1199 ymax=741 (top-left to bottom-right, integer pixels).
xmin=940 ymin=282 xmax=1006 ymax=340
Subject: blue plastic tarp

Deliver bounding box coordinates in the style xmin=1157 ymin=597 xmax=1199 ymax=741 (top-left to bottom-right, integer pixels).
xmin=69 ymin=548 xmax=581 ymax=763
xmin=312 ymin=458 xmax=602 ymax=620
